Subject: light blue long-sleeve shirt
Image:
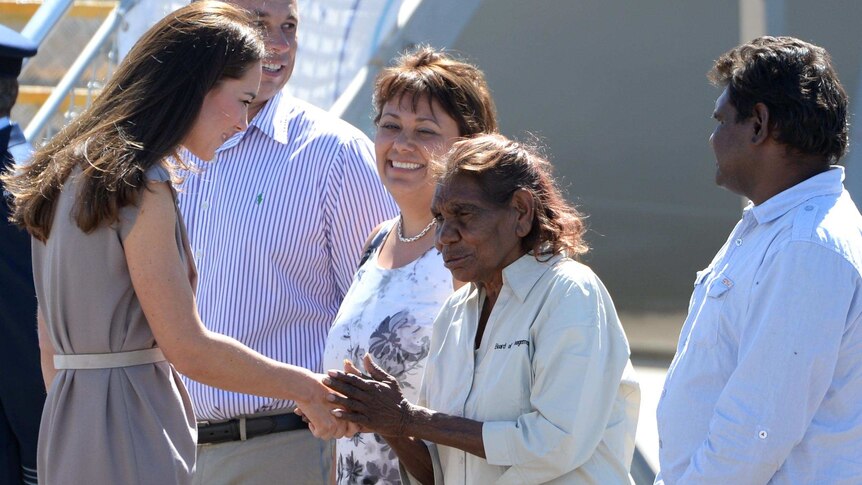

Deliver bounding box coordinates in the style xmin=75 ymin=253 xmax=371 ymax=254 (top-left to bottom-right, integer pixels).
xmin=656 ymin=167 xmax=862 ymax=484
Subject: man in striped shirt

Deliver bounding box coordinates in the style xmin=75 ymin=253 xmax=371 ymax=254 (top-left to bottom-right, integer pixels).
xmin=176 ymin=0 xmax=396 ymax=483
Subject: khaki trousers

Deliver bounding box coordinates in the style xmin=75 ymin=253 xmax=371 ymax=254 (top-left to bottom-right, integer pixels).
xmin=193 ymin=428 xmax=332 ymax=485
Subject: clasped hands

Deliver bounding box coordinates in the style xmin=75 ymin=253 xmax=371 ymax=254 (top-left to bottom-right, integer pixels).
xmin=295 ymin=353 xmax=413 ymax=439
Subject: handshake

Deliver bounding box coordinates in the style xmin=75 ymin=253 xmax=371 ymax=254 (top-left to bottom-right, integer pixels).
xmin=295 ymin=353 xmax=414 ymax=440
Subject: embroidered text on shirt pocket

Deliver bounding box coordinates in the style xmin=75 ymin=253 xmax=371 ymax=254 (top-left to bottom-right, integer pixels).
xmin=690 ymin=272 xmax=734 ymax=348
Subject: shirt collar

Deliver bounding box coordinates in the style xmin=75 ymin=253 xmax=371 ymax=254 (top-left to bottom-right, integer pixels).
xmin=489 ymin=253 xmax=565 ymax=302
xmin=749 ymin=166 xmax=845 ymax=224
xmin=216 ymin=91 xmax=293 ymax=152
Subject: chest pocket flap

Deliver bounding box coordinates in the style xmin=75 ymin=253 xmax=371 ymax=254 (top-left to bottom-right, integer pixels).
xmin=707 ymin=275 xmax=734 ymax=298
xmin=689 ymin=272 xmax=734 ymax=348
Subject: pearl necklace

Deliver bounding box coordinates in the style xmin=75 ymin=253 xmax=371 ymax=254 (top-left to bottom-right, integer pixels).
xmin=396 ymin=215 xmax=437 ymax=243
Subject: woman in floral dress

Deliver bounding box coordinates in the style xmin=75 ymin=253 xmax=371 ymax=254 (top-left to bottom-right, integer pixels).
xmin=322 ymin=45 xmax=498 ymax=484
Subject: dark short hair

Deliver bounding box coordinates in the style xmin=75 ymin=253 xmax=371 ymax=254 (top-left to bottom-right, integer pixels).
xmin=373 ymin=45 xmax=497 ymax=137
xmin=437 ymin=133 xmax=588 ymax=259
xmin=708 ymin=36 xmax=848 ymax=163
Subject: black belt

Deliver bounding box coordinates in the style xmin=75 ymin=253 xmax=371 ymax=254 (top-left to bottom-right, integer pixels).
xmin=197 ymin=412 xmax=308 ymax=444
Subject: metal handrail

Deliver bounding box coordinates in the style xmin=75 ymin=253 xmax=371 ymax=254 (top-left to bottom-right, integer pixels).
xmin=24 ymin=0 xmax=134 ymax=142
xmin=20 ymin=0 xmax=76 ymax=52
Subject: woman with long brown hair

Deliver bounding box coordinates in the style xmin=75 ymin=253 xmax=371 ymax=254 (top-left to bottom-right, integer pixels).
xmin=2 ymin=2 xmax=348 ymax=483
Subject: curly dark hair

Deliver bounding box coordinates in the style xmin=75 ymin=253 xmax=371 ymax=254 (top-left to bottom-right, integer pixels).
xmin=373 ymin=45 xmax=497 ymax=137
xmin=708 ymin=36 xmax=848 ymax=164
xmin=437 ymin=133 xmax=588 ymax=259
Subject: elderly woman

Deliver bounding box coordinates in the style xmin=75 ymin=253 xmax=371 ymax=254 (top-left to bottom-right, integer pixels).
xmin=321 ymin=46 xmax=497 ymax=483
xmin=325 ymin=133 xmax=640 ymax=484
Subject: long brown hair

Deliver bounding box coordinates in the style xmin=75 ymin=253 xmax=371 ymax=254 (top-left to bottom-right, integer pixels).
xmin=2 ymin=1 xmax=264 ymax=241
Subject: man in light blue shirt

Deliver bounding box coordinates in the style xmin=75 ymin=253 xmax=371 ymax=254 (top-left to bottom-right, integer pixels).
xmin=656 ymin=36 xmax=862 ymax=484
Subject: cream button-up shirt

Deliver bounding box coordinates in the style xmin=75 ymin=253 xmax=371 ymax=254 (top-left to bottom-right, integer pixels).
xmin=404 ymin=254 xmax=640 ymax=484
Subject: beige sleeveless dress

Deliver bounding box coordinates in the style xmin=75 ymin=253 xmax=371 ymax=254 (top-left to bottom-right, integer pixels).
xmin=31 ymin=164 xmax=197 ymax=484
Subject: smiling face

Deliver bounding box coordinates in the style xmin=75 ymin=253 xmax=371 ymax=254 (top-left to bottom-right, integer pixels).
xmin=183 ymin=62 xmax=261 ymax=161
xmin=374 ymin=94 xmax=461 ymax=209
xmin=229 ymin=0 xmax=297 ymax=118
xmin=431 ymin=173 xmax=526 ymax=288
xmin=710 ymin=87 xmax=758 ymax=198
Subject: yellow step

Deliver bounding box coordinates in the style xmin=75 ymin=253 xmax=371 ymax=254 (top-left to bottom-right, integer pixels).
xmin=0 ymin=0 xmax=116 ymax=21
xmin=18 ymin=85 xmax=102 ymax=111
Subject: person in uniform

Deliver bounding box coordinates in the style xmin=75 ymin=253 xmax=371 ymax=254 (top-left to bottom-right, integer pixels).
xmin=0 ymin=22 xmax=43 ymax=485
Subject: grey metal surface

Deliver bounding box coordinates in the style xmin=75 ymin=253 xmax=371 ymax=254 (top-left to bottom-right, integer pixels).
xmin=632 ymin=446 xmax=657 ymax=484
xmin=20 ymin=0 xmax=75 ymax=49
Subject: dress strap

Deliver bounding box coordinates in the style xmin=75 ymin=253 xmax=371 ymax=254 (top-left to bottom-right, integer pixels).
xmin=357 ymin=219 xmax=395 ymax=269
xmin=53 ymin=347 xmax=166 ymax=369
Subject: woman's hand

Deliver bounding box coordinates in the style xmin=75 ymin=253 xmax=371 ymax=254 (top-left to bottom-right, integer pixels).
xmin=329 ymin=355 xmax=487 ymax=465
xmin=293 ymin=372 xmax=360 ymax=439
xmin=324 ymin=354 xmax=413 ymax=437
xmin=293 ymin=406 xmax=362 ymax=438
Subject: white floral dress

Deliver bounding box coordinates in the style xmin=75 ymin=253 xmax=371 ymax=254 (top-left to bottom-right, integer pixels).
xmin=323 ymin=221 xmax=453 ymax=485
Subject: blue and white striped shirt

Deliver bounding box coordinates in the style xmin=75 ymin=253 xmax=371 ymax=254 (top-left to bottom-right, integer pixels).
xmin=176 ymin=92 xmax=396 ymax=421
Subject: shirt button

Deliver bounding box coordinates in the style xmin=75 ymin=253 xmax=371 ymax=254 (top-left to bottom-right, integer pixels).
xmin=661 ymin=389 xmax=667 ymax=397
xmin=804 ymin=205 xmax=814 ymax=211
xmin=758 ymin=430 xmax=768 ymax=439
xmin=735 ymin=238 xmax=743 ymax=246
xmin=659 ymin=439 xmax=663 ymax=448
xmin=201 ymin=201 xmax=209 ymax=210
xmin=195 ymin=250 xmax=202 ymax=259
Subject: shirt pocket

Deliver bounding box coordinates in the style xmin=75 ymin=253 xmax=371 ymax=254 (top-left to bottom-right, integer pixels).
xmin=688 ymin=271 xmax=734 ymax=348
xmin=473 ymin=342 xmax=533 ymax=419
